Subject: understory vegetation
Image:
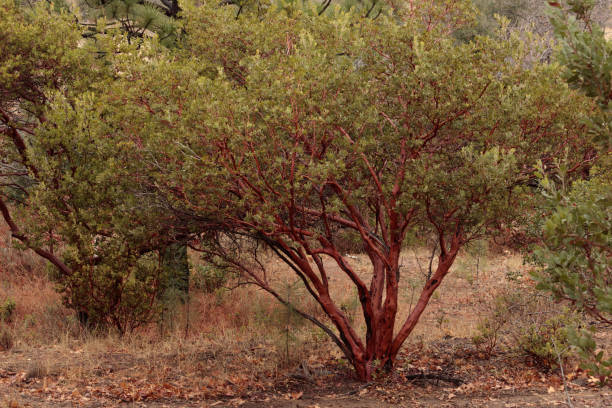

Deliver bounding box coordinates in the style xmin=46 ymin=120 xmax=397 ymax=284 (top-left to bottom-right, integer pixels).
xmin=0 ymin=0 xmax=610 ymax=404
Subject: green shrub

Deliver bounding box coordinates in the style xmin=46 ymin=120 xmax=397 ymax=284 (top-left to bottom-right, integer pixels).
xmin=191 ymin=263 xmax=230 ymax=293
xmin=569 ymin=327 xmax=611 ymax=385
xmin=0 ymin=298 xmax=16 ymax=322
xmin=517 ymin=309 xmax=579 ymax=369
xmin=531 ymin=0 xmax=611 ymax=385
xmin=49 ymin=249 xmax=165 ymax=335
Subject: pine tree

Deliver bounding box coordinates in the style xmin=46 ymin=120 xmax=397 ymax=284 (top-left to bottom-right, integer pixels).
xmin=81 ymin=0 xmax=180 ymax=46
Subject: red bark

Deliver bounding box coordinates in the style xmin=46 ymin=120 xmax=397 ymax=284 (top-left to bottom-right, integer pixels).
xmin=195 ymin=122 xmax=472 ymax=380
xmin=0 ymin=196 xmax=73 ymax=276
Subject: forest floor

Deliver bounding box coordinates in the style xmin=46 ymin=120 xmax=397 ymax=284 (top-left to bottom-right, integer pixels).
xmin=1 ymin=230 xmax=611 ymax=407
xmin=1 ymin=337 xmax=611 ymax=407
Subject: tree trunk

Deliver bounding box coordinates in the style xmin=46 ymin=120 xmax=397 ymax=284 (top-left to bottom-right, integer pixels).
xmin=349 ymin=344 xmax=396 ymax=381
xmin=343 ymin=243 xmax=460 ymax=381
xmin=162 ymin=243 xmax=189 ymax=303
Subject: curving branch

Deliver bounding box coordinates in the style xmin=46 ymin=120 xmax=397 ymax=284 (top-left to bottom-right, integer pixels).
xmin=0 ymin=195 xmax=72 ymax=275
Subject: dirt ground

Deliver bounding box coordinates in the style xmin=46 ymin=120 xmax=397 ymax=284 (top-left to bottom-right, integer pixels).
xmin=1 ymin=336 xmax=611 ymax=407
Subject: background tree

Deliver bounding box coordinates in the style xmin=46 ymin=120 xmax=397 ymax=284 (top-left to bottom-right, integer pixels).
xmin=453 ymin=0 xmax=531 ymax=42
xmin=72 ymin=0 xmax=181 ymax=46
xmin=0 ymin=0 xmax=93 ymax=274
xmin=454 ymin=0 xmax=610 ymax=62
xmin=532 ymin=0 xmax=611 ymax=384
xmin=0 ymin=0 xmax=178 ymax=333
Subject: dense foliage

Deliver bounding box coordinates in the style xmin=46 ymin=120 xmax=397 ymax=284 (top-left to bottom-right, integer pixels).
xmin=533 ymin=0 xmax=611 ymax=384
xmin=0 ymin=0 xmax=604 ymax=380
xmin=0 ymin=0 xmax=181 ymax=333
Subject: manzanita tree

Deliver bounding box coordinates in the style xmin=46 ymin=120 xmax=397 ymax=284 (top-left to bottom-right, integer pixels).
xmin=0 ymin=0 xmax=93 ymax=274
xmin=0 ymin=0 xmax=181 ymax=333
xmin=45 ymin=0 xmax=596 ymax=379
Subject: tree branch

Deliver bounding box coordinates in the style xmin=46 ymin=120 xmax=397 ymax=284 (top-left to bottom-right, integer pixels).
xmin=0 ymin=195 xmax=72 ymax=275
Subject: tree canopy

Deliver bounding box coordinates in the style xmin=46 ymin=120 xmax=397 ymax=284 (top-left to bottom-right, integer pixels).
xmin=532 ymin=0 xmax=611 ymax=384
xmin=0 ymin=0 xmax=602 ymax=380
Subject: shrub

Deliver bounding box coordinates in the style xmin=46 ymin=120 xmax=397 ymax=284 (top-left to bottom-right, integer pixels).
xmin=517 ymin=309 xmax=579 ymax=369
xmin=531 ymin=0 xmax=611 ymax=385
xmin=0 ymin=298 xmax=16 ymax=323
xmin=49 ymin=250 xmax=166 ymax=334
xmin=569 ymin=327 xmax=612 ymax=385
xmin=472 ymin=292 xmax=520 ymax=358
xmin=4 ymin=0 xmax=595 ymax=381
xmin=532 ymin=177 xmax=611 ymax=380
xmin=191 ymin=264 xmax=230 ymax=293
xmin=471 ymin=288 xmax=585 ymax=369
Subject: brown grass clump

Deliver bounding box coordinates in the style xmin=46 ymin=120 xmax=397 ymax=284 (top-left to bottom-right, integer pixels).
xmin=24 ymin=360 xmax=49 ymax=381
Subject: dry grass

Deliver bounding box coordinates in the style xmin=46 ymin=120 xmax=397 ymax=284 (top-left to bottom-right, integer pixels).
xmin=2 ymin=223 xmax=605 ymax=406
xmin=0 ymin=227 xmax=80 ymax=348
xmin=0 ymin=221 xmax=539 ymax=362
xmin=0 ymin=223 xmax=339 ymax=398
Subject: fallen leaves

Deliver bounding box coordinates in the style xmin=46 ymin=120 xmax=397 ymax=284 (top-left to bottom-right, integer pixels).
xmin=0 ymin=335 xmax=605 ymax=407
xmin=289 ymin=391 xmax=304 ymax=400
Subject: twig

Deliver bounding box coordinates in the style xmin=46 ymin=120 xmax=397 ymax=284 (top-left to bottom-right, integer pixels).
xmin=184 ymin=294 xmax=190 ymax=340
xmin=286 ymin=372 xmax=316 ymax=384
xmin=552 ymin=338 xmax=574 ymax=408
xmin=405 ymin=372 xmax=464 ymax=386
xmin=344 ymin=382 xmax=371 ymax=395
